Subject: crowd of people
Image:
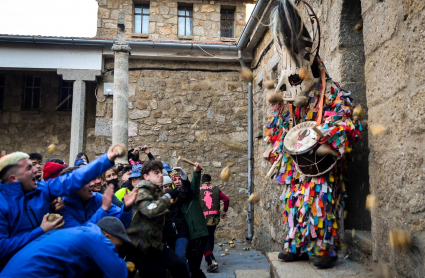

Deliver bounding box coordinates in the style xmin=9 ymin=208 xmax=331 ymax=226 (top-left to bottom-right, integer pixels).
xmin=0 ymin=145 xmax=229 ymax=278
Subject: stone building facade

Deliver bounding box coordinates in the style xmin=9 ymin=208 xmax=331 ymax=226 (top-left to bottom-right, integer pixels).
xmin=93 ymin=0 xmax=255 ymax=239
xmin=247 ymin=0 xmax=425 ymax=277
xmin=97 ymin=0 xmax=251 ymax=42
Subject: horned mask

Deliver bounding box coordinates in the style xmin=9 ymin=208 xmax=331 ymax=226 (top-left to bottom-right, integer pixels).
xmin=271 ymin=0 xmax=321 ymax=102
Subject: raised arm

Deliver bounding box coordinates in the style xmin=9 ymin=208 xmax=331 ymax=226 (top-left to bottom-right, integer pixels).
xmin=189 ymin=163 xmax=203 ymax=199
xmin=47 ymin=144 xmax=124 ymax=198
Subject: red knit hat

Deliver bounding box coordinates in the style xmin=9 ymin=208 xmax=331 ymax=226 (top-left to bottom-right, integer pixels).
xmin=43 ymin=162 xmax=66 ymax=181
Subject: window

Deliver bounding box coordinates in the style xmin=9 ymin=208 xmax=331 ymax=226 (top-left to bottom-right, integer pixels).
xmin=178 ymin=5 xmax=193 ymax=36
xmin=134 ymin=4 xmax=150 ymax=34
xmin=57 ymin=79 xmax=73 ymax=111
xmin=221 ymin=9 xmax=235 ymax=38
xmin=0 ymin=76 xmax=4 ymax=110
xmin=22 ymin=76 xmax=41 ymax=110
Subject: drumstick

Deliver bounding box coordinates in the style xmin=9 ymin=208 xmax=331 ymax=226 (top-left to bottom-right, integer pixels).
xmin=264 ymin=154 xmax=283 ymax=179
xmin=177 ymin=156 xmax=196 ymax=166
xmin=316 ymin=67 xmax=327 ymax=126
xmin=288 ymin=104 xmax=294 ymax=129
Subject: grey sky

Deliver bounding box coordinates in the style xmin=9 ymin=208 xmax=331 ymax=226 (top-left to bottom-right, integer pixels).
xmin=0 ymin=0 xmax=98 ymax=37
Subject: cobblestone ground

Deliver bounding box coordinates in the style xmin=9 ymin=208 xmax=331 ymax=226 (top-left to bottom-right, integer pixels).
xmin=201 ymin=240 xmax=269 ymax=278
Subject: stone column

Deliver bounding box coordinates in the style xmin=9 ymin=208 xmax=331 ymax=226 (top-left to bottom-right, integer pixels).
xmin=57 ymin=69 xmax=101 ymax=165
xmin=69 ymin=80 xmax=85 ymax=166
xmin=112 ymin=12 xmax=131 ymax=164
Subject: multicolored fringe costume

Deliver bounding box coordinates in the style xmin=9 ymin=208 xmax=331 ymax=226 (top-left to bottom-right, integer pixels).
xmin=265 ymin=79 xmax=363 ymax=257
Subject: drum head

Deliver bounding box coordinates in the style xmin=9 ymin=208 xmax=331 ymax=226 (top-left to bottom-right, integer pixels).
xmin=283 ymin=121 xmax=319 ymax=155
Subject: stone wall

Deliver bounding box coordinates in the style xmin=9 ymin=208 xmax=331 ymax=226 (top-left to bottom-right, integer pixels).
xmin=94 ymin=58 xmax=249 ymax=239
xmin=96 ymin=0 xmax=254 ymax=41
xmin=363 ymin=0 xmax=425 ymax=277
xmin=248 ymin=0 xmax=370 ymax=253
xmin=0 ymin=70 xmax=97 ymax=165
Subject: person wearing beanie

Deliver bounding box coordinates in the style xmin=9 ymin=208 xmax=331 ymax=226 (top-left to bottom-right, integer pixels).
xmin=0 ymin=217 xmax=129 ymax=277
xmin=161 ymin=172 xmax=191 ymax=274
xmin=27 ymin=152 xmax=43 ymax=181
xmin=42 ymin=162 xmax=66 ymax=181
xmin=42 ymin=161 xmax=68 ymax=214
xmin=0 ymin=144 xmax=125 ymax=270
xmin=172 ymin=165 xmax=209 ymax=278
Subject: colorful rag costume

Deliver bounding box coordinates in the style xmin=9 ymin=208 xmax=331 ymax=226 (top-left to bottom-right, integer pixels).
xmin=266 ymin=0 xmax=364 ymax=258
xmin=265 ymin=78 xmax=363 ymax=257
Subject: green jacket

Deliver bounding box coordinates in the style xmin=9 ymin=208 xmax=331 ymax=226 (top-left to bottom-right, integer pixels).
xmin=126 ymin=180 xmax=170 ymax=254
xmin=181 ymin=171 xmax=208 ymax=240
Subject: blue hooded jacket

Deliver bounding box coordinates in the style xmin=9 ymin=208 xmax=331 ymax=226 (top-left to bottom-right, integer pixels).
xmin=0 ymin=223 xmax=127 ymax=278
xmin=61 ymin=192 xmax=132 ymax=229
xmin=0 ymin=153 xmax=113 ymax=270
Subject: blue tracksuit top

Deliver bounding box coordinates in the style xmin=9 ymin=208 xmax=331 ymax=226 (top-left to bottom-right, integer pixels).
xmin=0 ymin=223 xmax=128 ymax=278
xmin=0 ymin=153 xmax=113 ymax=270
xmin=61 ymin=192 xmax=132 ymax=229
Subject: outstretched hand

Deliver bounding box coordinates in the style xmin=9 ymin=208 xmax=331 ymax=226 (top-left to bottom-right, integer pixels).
xmin=123 ymin=187 xmax=138 ymax=210
xmin=107 ymin=144 xmax=127 ymax=162
xmin=101 ymin=185 xmax=114 ymax=211
xmin=194 ymin=163 xmax=203 ymax=173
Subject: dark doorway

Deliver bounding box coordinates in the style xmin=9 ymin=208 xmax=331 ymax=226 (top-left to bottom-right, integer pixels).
xmin=340 ymin=0 xmax=371 ymax=231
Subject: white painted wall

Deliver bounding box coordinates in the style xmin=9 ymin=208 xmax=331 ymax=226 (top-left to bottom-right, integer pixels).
xmin=0 ymin=43 xmax=103 ymax=70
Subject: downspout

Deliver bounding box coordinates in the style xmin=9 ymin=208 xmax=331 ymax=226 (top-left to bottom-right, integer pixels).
xmin=237 ymin=0 xmax=270 ymax=241
xmin=238 ymin=50 xmax=253 ymax=241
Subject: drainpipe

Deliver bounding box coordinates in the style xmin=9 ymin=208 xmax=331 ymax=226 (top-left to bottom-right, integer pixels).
xmin=238 ymin=50 xmax=254 ymax=240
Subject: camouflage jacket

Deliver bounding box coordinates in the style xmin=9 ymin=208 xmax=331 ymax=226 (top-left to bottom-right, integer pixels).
xmin=126 ymin=180 xmax=170 ymax=254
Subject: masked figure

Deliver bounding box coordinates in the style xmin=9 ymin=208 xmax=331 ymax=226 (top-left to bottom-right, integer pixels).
xmin=265 ymin=0 xmax=365 ymax=269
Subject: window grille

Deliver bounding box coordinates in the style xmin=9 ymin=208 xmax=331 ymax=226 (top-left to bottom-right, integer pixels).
xmin=22 ymin=76 xmax=41 ymax=110
xmin=57 ymin=79 xmax=73 ymax=111
xmin=220 ymin=9 xmax=235 ymax=38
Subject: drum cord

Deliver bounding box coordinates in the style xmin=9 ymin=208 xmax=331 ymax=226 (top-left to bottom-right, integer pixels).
xmin=293 ymin=151 xmax=338 ymax=177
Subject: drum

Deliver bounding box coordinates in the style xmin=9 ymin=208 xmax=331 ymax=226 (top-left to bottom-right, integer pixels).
xmin=283 ymin=121 xmax=337 ymax=176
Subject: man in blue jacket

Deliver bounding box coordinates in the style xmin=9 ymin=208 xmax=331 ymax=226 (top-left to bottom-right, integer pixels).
xmin=0 ymin=216 xmax=129 ymax=278
xmin=60 ymin=166 xmax=137 ymax=229
xmin=0 ymin=144 xmax=125 ymax=270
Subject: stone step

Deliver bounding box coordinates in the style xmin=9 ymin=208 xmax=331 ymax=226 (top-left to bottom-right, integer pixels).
xmin=344 ymin=230 xmax=373 ymax=268
xmin=267 ymin=252 xmax=373 ymax=278
xmin=234 ymin=269 xmax=271 ymax=278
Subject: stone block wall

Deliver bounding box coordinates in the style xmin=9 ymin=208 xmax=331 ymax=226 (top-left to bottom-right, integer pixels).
xmin=362 ymin=0 xmax=425 ymax=277
xmin=249 ymin=0 xmax=370 ymax=253
xmin=0 ymin=70 xmax=97 ymax=165
xmin=96 ymin=0 xmax=254 ymax=41
xmin=94 ymin=58 xmax=249 ymax=239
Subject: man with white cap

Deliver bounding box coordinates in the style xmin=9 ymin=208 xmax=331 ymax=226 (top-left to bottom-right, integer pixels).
xmin=0 ymin=144 xmax=126 ymax=270
xmin=0 ymin=216 xmax=129 ymax=277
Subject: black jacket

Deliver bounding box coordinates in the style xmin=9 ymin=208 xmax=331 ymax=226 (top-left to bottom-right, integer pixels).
xmin=162 ymin=179 xmax=191 ymax=243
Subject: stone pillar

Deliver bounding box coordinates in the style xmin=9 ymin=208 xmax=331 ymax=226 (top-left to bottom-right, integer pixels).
xmin=57 ymin=69 xmax=101 ymax=165
xmin=112 ymin=12 xmax=131 ymax=164
xmin=69 ymin=80 xmax=85 ymax=165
